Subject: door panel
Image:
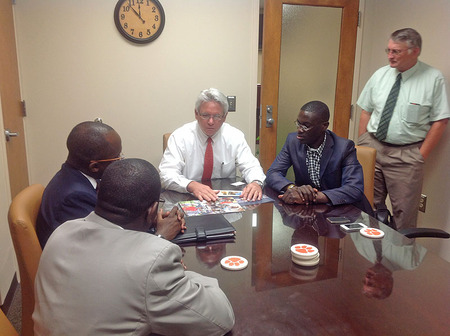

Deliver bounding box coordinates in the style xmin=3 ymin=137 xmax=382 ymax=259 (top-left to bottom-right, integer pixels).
xmin=260 ymin=0 xmax=359 ymax=171
xmin=0 ymin=0 xmax=29 ymax=197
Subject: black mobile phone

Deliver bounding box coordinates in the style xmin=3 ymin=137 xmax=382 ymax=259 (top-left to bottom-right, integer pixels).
xmin=326 ymin=216 xmax=350 ymax=224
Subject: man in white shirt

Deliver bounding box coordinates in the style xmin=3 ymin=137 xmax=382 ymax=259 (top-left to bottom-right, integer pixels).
xmin=159 ymin=88 xmax=266 ymax=202
xmin=357 ymin=28 xmax=449 ymax=230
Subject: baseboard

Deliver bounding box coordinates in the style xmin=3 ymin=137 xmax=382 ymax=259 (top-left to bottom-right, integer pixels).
xmin=0 ymin=273 xmax=18 ymax=315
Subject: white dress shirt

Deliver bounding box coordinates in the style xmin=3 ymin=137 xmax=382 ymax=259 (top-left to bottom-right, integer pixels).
xmin=159 ymin=121 xmax=265 ymax=193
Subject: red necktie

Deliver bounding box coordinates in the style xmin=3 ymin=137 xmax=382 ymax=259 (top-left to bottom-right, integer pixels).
xmin=202 ymin=137 xmax=213 ymax=181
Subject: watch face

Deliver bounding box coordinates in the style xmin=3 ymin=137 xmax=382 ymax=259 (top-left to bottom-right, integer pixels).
xmin=114 ymin=0 xmax=165 ymax=44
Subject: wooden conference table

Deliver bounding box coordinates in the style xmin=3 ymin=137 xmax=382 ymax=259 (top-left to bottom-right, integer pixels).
xmin=161 ymin=182 xmax=450 ymax=336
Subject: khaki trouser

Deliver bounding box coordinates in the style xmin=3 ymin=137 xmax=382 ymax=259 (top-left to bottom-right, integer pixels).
xmin=358 ymin=132 xmax=424 ymax=230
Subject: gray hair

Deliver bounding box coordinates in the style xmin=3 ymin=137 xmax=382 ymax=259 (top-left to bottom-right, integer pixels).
xmin=390 ymin=28 xmax=422 ymax=54
xmin=195 ymin=88 xmax=229 ymax=117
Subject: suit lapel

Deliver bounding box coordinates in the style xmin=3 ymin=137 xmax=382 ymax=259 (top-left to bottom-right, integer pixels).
xmin=319 ymin=131 xmax=334 ymax=179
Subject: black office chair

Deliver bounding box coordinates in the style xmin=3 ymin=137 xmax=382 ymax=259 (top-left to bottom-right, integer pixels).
xmin=375 ymin=209 xmax=450 ymax=239
xmin=398 ymin=228 xmax=450 ymax=239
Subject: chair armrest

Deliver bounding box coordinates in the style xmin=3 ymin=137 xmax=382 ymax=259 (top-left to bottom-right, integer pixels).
xmin=398 ymin=228 xmax=450 ymax=239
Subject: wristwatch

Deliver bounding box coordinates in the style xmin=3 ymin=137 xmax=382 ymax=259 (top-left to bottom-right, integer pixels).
xmin=252 ymin=180 xmax=264 ymax=188
xmin=156 ymin=234 xmax=164 ymax=239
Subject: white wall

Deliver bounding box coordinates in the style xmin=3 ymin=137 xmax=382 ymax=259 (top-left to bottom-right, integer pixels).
xmin=14 ymin=0 xmax=260 ymax=186
xmin=355 ymin=0 xmax=450 ymax=261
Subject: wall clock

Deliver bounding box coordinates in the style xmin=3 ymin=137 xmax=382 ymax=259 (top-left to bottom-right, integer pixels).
xmin=114 ymin=0 xmax=165 ymax=44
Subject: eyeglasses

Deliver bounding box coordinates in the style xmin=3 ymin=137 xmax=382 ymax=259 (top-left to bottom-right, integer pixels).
xmin=384 ymin=47 xmax=412 ymax=55
xmin=294 ymin=120 xmax=313 ymax=132
xmin=198 ymin=113 xmax=224 ymax=121
xmin=90 ymin=153 xmax=124 ymax=163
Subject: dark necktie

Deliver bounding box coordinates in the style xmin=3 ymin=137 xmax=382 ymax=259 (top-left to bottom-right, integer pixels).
xmin=202 ymin=137 xmax=213 ymax=181
xmin=375 ymin=73 xmax=402 ymax=141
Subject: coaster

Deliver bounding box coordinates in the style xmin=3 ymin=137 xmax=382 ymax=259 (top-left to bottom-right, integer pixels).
xmin=292 ymin=253 xmax=320 ymax=264
xmin=360 ymin=227 xmax=385 ymax=239
xmin=291 ymin=256 xmax=320 ymax=267
xmin=221 ymin=256 xmax=248 ymax=271
xmin=290 ymin=244 xmax=319 ymax=259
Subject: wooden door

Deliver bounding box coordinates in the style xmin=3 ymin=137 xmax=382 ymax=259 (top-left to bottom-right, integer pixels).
xmin=0 ymin=0 xmax=29 ymax=197
xmin=259 ymin=0 xmax=359 ymax=171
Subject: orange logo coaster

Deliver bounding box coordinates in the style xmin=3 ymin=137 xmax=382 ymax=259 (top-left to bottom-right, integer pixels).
xmin=221 ymin=256 xmax=248 ymax=270
xmin=290 ymin=244 xmax=319 ymax=258
xmin=360 ymin=227 xmax=385 ymax=239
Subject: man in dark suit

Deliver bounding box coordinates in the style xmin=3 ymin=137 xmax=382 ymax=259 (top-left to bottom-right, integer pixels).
xmin=266 ymin=101 xmax=371 ymax=213
xmin=37 ymin=121 xmax=122 ymax=247
xmin=37 ymin=121 xmax=184 ymax=248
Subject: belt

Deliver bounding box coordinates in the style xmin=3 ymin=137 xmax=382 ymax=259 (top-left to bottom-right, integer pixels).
xmin=369 ymin=133 xmax=423 ymax=147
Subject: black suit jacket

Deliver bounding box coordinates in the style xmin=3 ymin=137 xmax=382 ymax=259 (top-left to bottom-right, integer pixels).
xmin=36 ymin=163 xmax=97 ymax=248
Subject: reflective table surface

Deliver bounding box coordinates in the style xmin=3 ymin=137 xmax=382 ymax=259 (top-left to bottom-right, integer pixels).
xmin=161 ymin=185 xmax=450 ymax=336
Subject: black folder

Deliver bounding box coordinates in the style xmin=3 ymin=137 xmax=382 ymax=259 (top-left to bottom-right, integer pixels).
xmin=171 ymin=214 xmax=236 ymax=244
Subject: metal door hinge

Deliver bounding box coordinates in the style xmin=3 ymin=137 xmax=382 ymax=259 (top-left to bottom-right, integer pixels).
xmin=358 ymin=11 xmax=362 ymax=27
xmin=21 ymin=100 xmax=27 ymax=117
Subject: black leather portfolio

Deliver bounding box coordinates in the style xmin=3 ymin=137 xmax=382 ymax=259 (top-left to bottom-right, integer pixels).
xmin=171 ymin=214 xmax=236 ymax=244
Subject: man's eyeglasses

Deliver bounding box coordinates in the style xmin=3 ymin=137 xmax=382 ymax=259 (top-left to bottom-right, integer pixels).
xmin=198 ymin=113 xmax=224 ymax=121
xmin=384 ymin=47 xmax=412 ymax=56
xmin=294 ymin=120 xmax=313 ymax=132
xmin=90 ymin=153 xmax=124 ymax=163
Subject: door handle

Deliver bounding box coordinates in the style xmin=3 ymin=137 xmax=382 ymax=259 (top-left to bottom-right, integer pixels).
xmin=266 ymin=105 xmax=274 ymax=127
xmin=4 ymin=129 xmax=19 ymax=142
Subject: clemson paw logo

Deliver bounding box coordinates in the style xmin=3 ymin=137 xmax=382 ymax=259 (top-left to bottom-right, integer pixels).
xmin=363 ymin=228 xmax=382 ymax=236
xmin=224 ymin=257 xmax=245 ymax=266
xmin=295 ymin=245 xmax=316 ymax=254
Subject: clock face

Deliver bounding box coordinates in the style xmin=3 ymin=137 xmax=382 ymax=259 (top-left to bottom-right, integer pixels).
xmin=114 ymin=0 xmax=165 ymax=44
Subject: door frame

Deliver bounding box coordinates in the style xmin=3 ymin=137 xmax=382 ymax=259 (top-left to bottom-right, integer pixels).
xmin=259 ymin=0 xmax=359 ymax=171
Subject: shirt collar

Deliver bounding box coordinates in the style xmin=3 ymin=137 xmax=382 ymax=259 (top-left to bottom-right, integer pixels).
xmin=398 ymin=60 xmax=420 ymax=82
xmin=80 ymin=171 xmax=98 ymax=189
xmin=307 ymin=132 xmax=327 ymax=154
xmin=195 ymin=121 xmax=223 ymax=143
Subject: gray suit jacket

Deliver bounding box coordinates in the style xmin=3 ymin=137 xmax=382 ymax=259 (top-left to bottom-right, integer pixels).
xmin=33 ymin=212 xmax=235 ymax=336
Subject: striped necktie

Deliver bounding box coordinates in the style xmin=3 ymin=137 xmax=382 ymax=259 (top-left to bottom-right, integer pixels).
xmin=375 ymin=73 xmax=402 ymax=141
xmin=202 ymin=137 xmax=213 ymax=181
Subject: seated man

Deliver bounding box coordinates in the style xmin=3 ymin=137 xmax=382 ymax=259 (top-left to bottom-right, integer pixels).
xmin=36 ymin=121 xmax=122 ymax=247
xmin=266 ymin=101 xmax=372 ymax=213
xmin=37 ymin=121 xmax=182 ymax=248
xmin=159 ymin=88 xmax=265 ymax=202
xmin=33 ymin=159 xmax=235 ymax=336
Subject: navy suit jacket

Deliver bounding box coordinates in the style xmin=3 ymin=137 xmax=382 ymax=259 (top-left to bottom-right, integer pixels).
xmin=36 ymin=163 xmax=97 ymax=248
xmin=266 ymin=130 xmax=369 ymax=209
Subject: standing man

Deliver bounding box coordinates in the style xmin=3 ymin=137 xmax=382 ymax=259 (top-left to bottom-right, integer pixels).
xmin=266 ymin=101 xmax=372 ymax=213
xmin=159 ymin=88 xmax=266 ymax=202
xmin=33 ymin=159 xmax=234 ymax=336
xmin=357 ymin=28 xmax=449 ymax=229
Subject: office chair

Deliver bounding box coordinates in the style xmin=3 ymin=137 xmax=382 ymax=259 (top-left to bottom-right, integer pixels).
xmin=355 ymin=145 xmax=376 ymax=208
xmin=8 ymin=184 xmax=45 ymax=336
xmin=163 ymin=132 xmax=171 ymax=153
xmin=0 ymin=309 xmax=18 ymax=336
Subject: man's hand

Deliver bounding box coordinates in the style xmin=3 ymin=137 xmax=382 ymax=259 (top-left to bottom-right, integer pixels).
xmin=155 ymin=206 xmax=186 ymax=240
xmin=241 ymin=182 xmax=262 ymax=201
xmin=187 ymin=181 xmax=219 ymax=202
xmin=278 ymin=185 xmax=318 ymax=205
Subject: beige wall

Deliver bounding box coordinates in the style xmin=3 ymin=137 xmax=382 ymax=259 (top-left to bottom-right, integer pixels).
xmin=355 ymin=0 xmax=450 ymax=261
xmin=0 ymin=96 xmax=16 ymax=304
xmin=14 ymin=0 xmax=260 ymax=186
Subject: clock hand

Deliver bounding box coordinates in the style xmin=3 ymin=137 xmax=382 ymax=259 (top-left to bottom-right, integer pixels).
xmin=128 ymin=1 xmax=145 ymax=24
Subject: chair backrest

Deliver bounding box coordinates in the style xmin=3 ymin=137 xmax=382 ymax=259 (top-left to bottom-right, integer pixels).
xmin=163 ymin=132 xmax=172 ymax=153
xmin=0 ymin=308 xmax=19 ymax=336
xmin=8 ymin=184 xmax=45 ymax=336
xmin=355 ymin=146 xmax=376 ymax=208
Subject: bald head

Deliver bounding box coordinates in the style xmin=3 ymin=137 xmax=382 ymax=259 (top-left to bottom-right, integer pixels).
xmin=66 ymin=121 xmax=122 ymax=177
xmin=96 ymin=159 xmax=161 ymax=226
